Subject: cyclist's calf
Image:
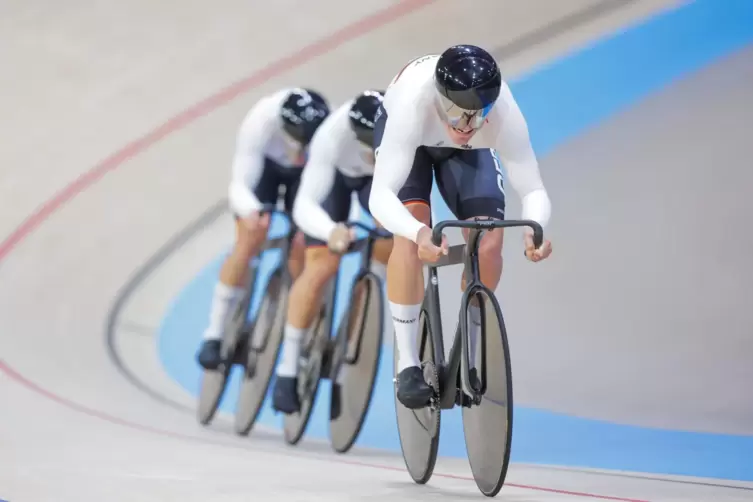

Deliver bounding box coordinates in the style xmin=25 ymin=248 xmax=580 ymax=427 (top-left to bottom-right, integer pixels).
xmin=386 ymin=203 xmax=430 ymax=305
xmin=287 ymin=247 xmax=341 ymax=329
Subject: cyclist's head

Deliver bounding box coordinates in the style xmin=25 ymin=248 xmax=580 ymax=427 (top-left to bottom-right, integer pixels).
xmin=348 ymin=89 xmax=385 ymax=149
xmin=280 ymin=88 xmax=330 ymax=147
xmin=434 ymin=44 xmax=501 ymax=132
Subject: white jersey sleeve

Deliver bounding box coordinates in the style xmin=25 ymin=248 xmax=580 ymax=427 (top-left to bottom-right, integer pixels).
xmin=494 ymin=88 xmax=552 ymax=229
xmin=292 ymin=108 xmax=346 ymax=241
xmin=228 ymin=98 xmax=279 ymax=218
xmin=368 ymin=107 xmax=428 ymax=243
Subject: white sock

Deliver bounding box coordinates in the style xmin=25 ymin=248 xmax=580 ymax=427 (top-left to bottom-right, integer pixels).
xmin=390 ymin=302 xmax=422 ymax=373
xmin=276 ymin=324 xmax=305 ymax=377
xmin=202 ymin=283 xmax=245 ymax=341
xmin=468 ymin=305 xmax=482 ymax=370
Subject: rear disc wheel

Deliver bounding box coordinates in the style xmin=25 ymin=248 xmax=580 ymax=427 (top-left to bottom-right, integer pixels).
xmin=393 ymin=310 xmax=440 ymax=484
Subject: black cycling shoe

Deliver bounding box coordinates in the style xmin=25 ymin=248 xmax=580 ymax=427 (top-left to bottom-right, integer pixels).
xmin=396 ymin=366 xmax=434 ymax=409
xmin=196 ymin=340 xmax=222 ymax=370
xmin=330 ymin=382 xmax=342 ymax=420
xmin=272 ymin=375 xmax=301 ymax=414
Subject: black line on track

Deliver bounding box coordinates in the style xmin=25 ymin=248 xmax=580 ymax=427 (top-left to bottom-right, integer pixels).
xmin=104 ymin=200 xmax=228 ymax=412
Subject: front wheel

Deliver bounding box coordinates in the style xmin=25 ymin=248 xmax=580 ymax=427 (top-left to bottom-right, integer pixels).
xmin=196 ymin=266 xmax=257 ymax=426
xmin=461 ymin=290 xmax=514 ymax=497
xmin=329 ymin=273 xmax=384 ymax=453
xmin=234 ymin=269 xmax=288 ymax=436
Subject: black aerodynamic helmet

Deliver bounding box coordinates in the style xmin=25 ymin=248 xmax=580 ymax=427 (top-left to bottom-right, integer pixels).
xmin=280 ymin=88 xmax=330 ymax=146
xmin=434 ymin=44 xmax=502 ymax=130
xmin=348 ymin=89 xmax=385 ymax=148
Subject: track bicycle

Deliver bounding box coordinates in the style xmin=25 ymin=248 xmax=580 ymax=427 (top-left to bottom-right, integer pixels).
xmin=393 ymin=217 xmax=544 ymax=497
xmin=197 ymin=203 xmax=296 ymax=436
xmin=283 ymin=221 xmax=392 ymax=453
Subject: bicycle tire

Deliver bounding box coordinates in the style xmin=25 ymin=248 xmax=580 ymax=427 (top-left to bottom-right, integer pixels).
xmin=329 ymin=273 xmax=384 ymax=453
xmin=393 ymin=309 xmax=440 ymax=484
xmin=282 ymin=306 xmax=328 ymax=445
xmin=196 ymin=264 xmax=258 ymax=425
xmin=461 ymin=290 xmax=514 ymax=497
xmin=234 ymin=269 xmax=288 ymax=436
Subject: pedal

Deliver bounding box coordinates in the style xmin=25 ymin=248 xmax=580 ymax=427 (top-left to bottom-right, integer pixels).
xmin=455 ymin=390 xmax=474 ymax=408
xmin=421 ymin=361 xmax=440 ymax=409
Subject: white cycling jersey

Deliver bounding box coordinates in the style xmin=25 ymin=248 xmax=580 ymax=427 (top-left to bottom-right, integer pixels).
xmin=228 ymin=88 xmax=307 ymax=218
xmin=369 ymin=54 xmax=551 ymax=242
xmin=292 ymin=99 xmax=375 ymax=241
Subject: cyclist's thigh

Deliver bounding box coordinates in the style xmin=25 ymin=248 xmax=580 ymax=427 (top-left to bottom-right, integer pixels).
xmin=435 ymin=148 xmax=506 ymax=220
xmin=281 ymin=166 xmax=304 ymax=213
xmin=355 ymin=175 xmax=373 ymax=219
xmin=304 ymin=170 xmax=352 ymax=248
xmin=373 ymin=104 xmax=434 ymax=210
xmin=232 ymin=158 xmax=283 ymax=239
xmin=251 ymin=158 xmax=287 ymax=210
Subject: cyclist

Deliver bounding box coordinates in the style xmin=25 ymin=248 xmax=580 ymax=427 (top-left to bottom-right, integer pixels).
xmin=271 ymin=89 xmax=393 ymax=416
xmin=368 ymin=45 xmax=553 ymax=410
xmin=196 ymin=88 xmax=330 ymax=370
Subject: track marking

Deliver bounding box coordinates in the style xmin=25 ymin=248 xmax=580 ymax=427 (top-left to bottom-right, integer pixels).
xmin=0 ymin=360 xmax=648 ymax=502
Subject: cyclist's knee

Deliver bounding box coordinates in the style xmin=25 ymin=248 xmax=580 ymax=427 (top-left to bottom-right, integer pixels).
xmin=291 ymin=231 xmax=305 ymax=254
xmin=302 ymin=247 xmax=340 ymax=286
xmin=373 ymin=237 xmax=393 ymax=265
xmin=467 ymin=217 xmax=503 ymax=266
xmin=388 ymin=202 xmax=429 ymax=267
xmin=233 ymin=223 xmax=266 ymax=261
xmin=391 ymin=235 xmax=421 ymax=268
xmin=479 ymin=229 xmax=503 ymax=260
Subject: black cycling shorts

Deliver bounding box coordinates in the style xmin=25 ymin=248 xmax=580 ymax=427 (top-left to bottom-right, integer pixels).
xmin=373 ymin=105 xmax=506 ymax=221
xmin=233 ymin=157 xmax=302 ymax=219
xmin=304 ymin=171 xmax=372 ymax=247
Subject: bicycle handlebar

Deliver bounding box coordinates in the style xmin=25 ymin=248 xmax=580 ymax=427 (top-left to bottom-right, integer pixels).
xmin=431 ymin=219 xmax=544 ymax=248
xmin=346 ymin=221 xmax=393 ymax=240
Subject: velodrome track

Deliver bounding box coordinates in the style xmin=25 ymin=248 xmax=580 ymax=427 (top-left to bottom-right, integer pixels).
xmin=3 ymin=1 xmax=753 ymax=500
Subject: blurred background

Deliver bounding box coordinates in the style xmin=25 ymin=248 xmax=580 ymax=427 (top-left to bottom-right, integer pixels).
xmin=2 ymin=0 xmax=752 ymax=500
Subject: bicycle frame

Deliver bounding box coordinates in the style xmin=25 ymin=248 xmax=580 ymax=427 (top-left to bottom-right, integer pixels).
xmin=337 ymin=222 xmax=392 ymax=365
xmin=321 ymin=221 xmax=392 ymax=372
xmin=421 ymin=218 xmax=543 ymax=410
xmin=244 ymin=204 xmax=297 ymax=353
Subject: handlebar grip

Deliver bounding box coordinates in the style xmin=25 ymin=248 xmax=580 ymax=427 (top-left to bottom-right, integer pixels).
xmin=431 ymin=225 xmax=443 ymax=247
xmin=529 ymin=222 xmax=544 ymax=249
